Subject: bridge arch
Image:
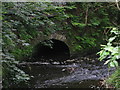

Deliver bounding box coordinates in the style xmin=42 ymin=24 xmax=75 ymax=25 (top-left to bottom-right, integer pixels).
xmin=32 ymin=39 xmax=70 ymax=62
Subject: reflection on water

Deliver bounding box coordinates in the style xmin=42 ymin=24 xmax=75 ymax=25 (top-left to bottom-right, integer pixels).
xmin=17 ymin=58 xmax=116 ymax=88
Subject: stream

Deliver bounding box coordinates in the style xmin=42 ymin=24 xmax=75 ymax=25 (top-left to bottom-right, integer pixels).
xmin=17 ymin=56 xmax=116 ymax=88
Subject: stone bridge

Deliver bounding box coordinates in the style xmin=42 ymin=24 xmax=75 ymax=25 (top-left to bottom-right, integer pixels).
xmin=31 ymin=31 xmax=72 ymax=62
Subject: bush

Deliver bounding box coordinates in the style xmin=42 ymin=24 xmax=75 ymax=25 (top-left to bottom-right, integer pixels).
xmin=98 ymin=27 xmax=120 ymax=89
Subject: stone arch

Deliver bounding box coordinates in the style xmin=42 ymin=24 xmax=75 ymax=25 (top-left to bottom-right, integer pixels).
xmin=49 ymin=33 xmax=67 ymax=42
xmin=32 ymin=39 xmax=70 ymax=62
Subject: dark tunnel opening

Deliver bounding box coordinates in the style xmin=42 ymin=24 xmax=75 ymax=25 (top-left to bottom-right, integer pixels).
xmin=32 ymin=39 xmax=70 ymax=62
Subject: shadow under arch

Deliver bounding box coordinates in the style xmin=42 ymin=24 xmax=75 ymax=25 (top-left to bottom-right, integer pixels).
xmin=32 ymin=39 xmax=70 ymax=62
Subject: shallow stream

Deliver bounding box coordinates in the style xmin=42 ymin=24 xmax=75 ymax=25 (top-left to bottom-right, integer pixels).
xmin=18 ymin=57 xmax=116 ymax=88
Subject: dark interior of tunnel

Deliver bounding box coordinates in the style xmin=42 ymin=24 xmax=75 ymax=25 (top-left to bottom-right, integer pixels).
xmin=32 ymin=39 xmax=70 ymax=62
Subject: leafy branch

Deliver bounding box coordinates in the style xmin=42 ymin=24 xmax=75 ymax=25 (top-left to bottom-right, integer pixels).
xmin=98 ymin=27 xmax=120 ymax=67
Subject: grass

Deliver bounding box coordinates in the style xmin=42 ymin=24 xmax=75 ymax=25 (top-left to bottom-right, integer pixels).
xmin=106 ymin=67 xmax=120 ymax=89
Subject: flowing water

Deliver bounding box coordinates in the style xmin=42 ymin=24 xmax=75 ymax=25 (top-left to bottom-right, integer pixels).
xmin=17 ymin=57 xmax=116 ymax=88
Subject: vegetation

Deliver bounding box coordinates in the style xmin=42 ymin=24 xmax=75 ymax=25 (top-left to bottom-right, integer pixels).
xmin=107 ymin=68 xmax=120 ymax=88
xmin=98 ymin=27 xmax=120 ymax=88
xmin=98 ymin=27 xmax=120 ymax=67
xmin=2 ymin=2 xmax=119 ymax=88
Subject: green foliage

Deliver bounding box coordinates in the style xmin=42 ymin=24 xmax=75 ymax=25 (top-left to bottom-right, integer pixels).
xmin=2 ymin=2 xmax=52 ymax=87
xmin=64 ymin=3 xmax=118 ymax=53
xmin=2 ymin=2 xmax=71 ymax=87
xmin=98 ymin=27 xmax=120 ymax=89
xmin=107 ymin=68 xmax=120 ymax=89
xmin=98 ymin=27 xmax=120 ymax=67
xmin=12 ymin=46 xmax=33 ymax=61
xmin=2 ymin=53 xmax=30 ymax=88
xmin=72 ymin=22 xmax=86 ymax=28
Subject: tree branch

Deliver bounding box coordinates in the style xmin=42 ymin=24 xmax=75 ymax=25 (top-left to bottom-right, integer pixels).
xmin=116 ymin=0 xmax=120 ymax=11
xmin=85 ymin=5 xmax=89 ymax=25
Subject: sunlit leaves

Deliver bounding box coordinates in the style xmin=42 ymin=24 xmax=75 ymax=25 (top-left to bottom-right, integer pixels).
xmin=98 ymin=27 xmax=119 ymax=67
xmin=98 ymin=50 xmax=110 ymax=61
xmin=72 ymin=22 xmax=86 ymax=28
xmin=108 ymin=36 xmax=116 ymax=42
xmin=109 ymin=60 xmax=118 ymax=67
xmin=111 ymin=28 xmax=119 ymax=35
